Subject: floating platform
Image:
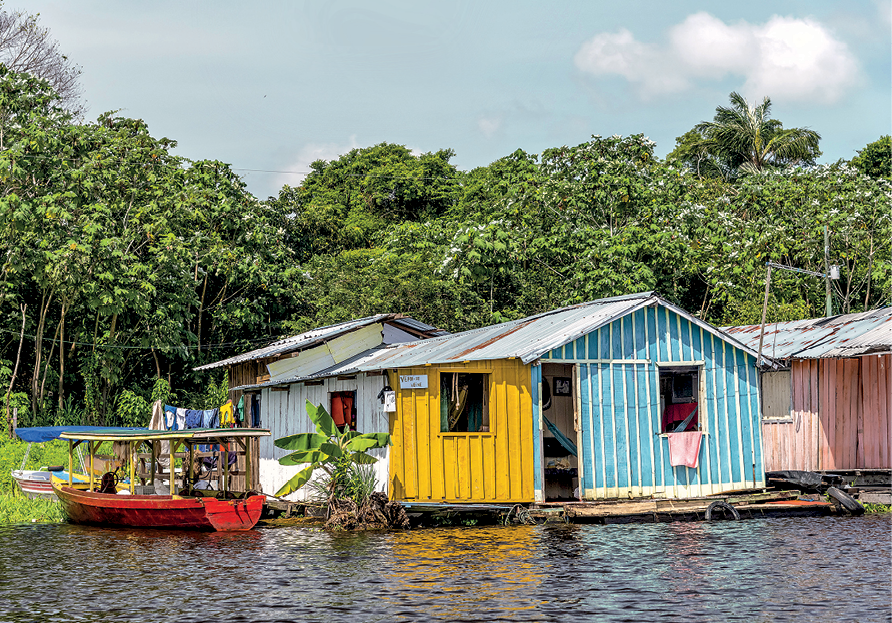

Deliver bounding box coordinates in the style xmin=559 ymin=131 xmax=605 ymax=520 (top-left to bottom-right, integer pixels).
xmin=528 ymin=490 xmax=832 ymax=524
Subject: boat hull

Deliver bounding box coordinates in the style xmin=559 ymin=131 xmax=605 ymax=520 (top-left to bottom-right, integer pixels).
xmin=12 ymin=470 xmax=56 ymax=500
xmin=53 ymin=485 xmax=264 ymax=531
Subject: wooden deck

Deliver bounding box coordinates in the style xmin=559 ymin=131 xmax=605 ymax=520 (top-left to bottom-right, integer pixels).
xmin=529 ymin=490 xmax=832 ymax=523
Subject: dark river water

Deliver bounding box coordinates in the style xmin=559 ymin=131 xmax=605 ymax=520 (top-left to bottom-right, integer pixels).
xmin=0 ymin=515 xmax=889 ymax=622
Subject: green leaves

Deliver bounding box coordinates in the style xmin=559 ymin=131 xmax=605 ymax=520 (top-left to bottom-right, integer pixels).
xmin=305 ymin=401 xmax=338 ymax=438
xmin=345 ymin=433 xmax=390 ymax=453
xmin=273 ymin=401 xmax=391 ymax=497
xmin=275 ymin=465 xmax=316 ymax=497
xmin=274 ymin=432 xmax=328 ymax=451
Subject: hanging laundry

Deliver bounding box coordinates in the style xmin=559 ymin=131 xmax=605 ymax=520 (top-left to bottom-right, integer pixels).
xmin=236 ymin=395 xmax=245 ymax=424
xmin=175 ymin=408 xmax=187 ymax=432
xmin=163 ymin=405 xmax=177 ymax=430
xmin=201 ymin=408 xmax=219 ymax=429
xmin=667 ymin=432 xmax=702 ymax=468
xmin=219 ymin=401 xmax=234 ymax=428
xmin=330 ymin=392 xmax=354 ymax=429
xmin=184 ymin=409 xmax=203 ymax=429
xmin=250 ymin=400 xmax=261 ymax=428
xmin=150 ymin=400 xmax=170 ymax=469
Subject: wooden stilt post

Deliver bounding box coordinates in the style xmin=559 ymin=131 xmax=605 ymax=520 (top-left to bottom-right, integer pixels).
xmin=223 ymin=444 xmax=229 ymax=495
xmin=188 ymin=441 xmax=194 ymax=493
xmin=169 ymin=440 xmax=175 ymax=495
xmin=245 ymin=437 xmax=252 ymax=492
xmin=89 ymin=441 xmax=94 ymax=491
xmin=129 ymin=441 xmax=136 ymax=494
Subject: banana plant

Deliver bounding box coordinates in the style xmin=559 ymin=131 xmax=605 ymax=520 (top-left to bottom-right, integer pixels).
xmin=274 ymin=400 xmax=390 ymax=497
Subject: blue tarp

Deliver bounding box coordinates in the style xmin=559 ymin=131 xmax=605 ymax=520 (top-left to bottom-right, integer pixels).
xmin=14 ymin=426 xmax=147 ymax=443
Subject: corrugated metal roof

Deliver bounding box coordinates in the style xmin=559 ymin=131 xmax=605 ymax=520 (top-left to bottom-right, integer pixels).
xmin=194 ymin=314 xmax=444 ymax=371
xmin=233 ymin=291 xmax=767 ymax=391
xmin=723 ymin=308 xmax=891 ymax=360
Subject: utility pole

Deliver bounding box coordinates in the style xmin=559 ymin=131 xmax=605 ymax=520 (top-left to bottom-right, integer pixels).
xmin=757 ymin=264 xmax=772 ymax=368
xmin=824 ymin=226 xmax=832 ymax=317
xmin=756 ymin=261 xmax=839 ymax=368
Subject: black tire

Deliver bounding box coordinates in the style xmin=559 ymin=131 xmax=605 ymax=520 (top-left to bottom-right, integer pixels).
xmin=705 ymin=500 xmax=740 ymax=521
xmin=826 ymin=486 xmax=865 ymax=516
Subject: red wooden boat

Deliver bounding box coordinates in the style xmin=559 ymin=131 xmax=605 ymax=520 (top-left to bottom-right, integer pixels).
xmin=56 ymin=427 xmax=270 ymax=532
xmin=53 ymin=485 xmax=265 ymax=531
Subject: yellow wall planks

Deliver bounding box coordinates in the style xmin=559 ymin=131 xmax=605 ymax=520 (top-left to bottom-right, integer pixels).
xmin=388 ymin=360 xmax=535 ymax=503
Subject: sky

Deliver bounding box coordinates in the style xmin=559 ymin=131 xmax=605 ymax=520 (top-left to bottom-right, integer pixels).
xmin=14 ymin=0 xmax=892 ymax=199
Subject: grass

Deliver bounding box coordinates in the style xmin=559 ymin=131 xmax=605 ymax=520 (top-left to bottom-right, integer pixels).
xmin=0 ymin=493 xmax=65 ymax=524
xmin=863 ymin=503 xmax=892 ymax=514
xmin=0 ymin=436 xmax=71 ymax=495
xmin=0 ymin=436 xmax=68 ymax=524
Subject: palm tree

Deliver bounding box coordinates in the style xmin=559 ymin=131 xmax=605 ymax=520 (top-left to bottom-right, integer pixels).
xmin=694 ymin=92 xmax=821 ymax=175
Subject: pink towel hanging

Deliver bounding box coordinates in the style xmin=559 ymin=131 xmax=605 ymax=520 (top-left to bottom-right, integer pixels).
xmin=667 ymin=432 xmax=702 ymax=468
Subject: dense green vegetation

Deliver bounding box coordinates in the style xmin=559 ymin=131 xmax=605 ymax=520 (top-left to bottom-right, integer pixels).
xmin=1 ymin=67 xmax=889 ymax=430
xmin=0 ymin=434 xmax=67 ymax=524
xmin=0 ymin=493 xmax=64 ymax=523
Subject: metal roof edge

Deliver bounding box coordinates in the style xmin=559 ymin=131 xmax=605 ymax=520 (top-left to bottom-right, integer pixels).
xmin=193 ymin=313 xmax=400 ymax=372
xmin=518 ymin=295 xmax=657 ymax=364
xmin=657 ymin=296 xmax=780 ymax=368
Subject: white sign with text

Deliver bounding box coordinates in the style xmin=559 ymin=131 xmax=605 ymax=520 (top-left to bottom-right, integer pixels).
xmin=399 ymin=374 xmax=428 ymax=389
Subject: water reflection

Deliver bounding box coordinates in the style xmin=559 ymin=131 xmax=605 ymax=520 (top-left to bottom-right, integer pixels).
xmin=0 ymin=516 xmax=888 ymax=622
xmin=385 ymin=526 xmax=544 ymax=620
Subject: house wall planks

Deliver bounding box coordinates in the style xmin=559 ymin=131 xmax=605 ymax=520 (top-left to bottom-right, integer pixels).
xmin=542 ymin=304 xmax=763 ymax=500
xmin=256 ymin=372 xmax=390 ymax=500
xmin=761 ymin=354 xmax=890 ymax=472
xmin=388 ymin=359 xmax=535 ymax=503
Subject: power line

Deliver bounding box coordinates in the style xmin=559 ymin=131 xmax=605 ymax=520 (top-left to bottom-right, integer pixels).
xmin=0 ymin=325 xmax=278 ymax=352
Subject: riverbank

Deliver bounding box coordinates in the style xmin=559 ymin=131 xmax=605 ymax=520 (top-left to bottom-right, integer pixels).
xmin=0 ymin=494 xmax=65 ymax=524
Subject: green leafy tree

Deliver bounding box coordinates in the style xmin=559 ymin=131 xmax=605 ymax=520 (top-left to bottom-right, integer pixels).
xmin=273 ymin=143 xmax=462 ymax=261
xmin=274 ymin=401 xmax=390 ymax=505
xmin=673 ymin=92 xmax=822 ymax=179
xmin=851 ymin=135 xmax=891 ymax=179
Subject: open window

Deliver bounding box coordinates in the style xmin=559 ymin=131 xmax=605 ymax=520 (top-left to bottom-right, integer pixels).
xmin=440 ymin=373 xmax=489 ymax=433
xmin=330 ymin=391 xmax=357 ymax=431
xmin=659 ymin=366 xmax=700 ymax=433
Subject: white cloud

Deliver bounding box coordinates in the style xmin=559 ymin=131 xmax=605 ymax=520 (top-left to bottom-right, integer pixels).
xmin=477 ymin=114 xmax=503 ymax=138
xmin=575 ymin=12 xmax=859 ymax=103
xmin=876 ymin=0 xmax=892 ymax=28
xmin=272 ymin=136 xmax=360 ymax=190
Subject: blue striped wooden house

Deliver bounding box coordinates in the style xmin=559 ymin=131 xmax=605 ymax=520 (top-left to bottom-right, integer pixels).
xmin=535 ymin=293 xmax=765 ymax=500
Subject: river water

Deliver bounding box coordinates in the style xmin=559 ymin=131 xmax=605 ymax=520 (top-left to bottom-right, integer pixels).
xmin=0 ymin=515 xmax=889 ymax=622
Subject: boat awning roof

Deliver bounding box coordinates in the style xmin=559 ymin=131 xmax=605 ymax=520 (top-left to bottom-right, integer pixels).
xmin=15 ymin=426 xmax=147 ymax=443
xmin=57 ymin=428 xmax=271 ymax=442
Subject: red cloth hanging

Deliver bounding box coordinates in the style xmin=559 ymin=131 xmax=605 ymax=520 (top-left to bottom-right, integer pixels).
xmin=331 ymin=392 xmax=354 ymax=429
xmin=662 ymin=402 xmax=698 ymax=432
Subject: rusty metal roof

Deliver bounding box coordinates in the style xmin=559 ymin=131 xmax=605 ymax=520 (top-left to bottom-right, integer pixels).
xmin=194 ymin=314 xmax=446 ymax=372
xmin=233 ymin=291 xmax=766 ymax=390
xmin=723 ymin=307 xmax=891 ymax=361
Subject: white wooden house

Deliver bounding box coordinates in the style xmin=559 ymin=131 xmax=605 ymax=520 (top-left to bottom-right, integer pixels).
xmin=194 ymin=315 xmax=446 ymax=499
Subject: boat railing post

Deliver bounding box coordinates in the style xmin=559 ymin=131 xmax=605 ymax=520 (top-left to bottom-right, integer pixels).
xmin=188 ymin=441 xmax=194 ymax=491
xmin=129 ymin=440 xmax=136 ymax=494
xmin=245 ymin=436 xmax=252 ymax=492
xmin=223 ymin=443 xmax=229 ymax=495
xmin=68 ymin=440 xmax=73 ymax=487
xmin=169 ymin=440 xmax=176 ymax=496
xmin=89 ymin=441 xmax=94 ymax=492
xmin=150 ymin=440 xmax=156 ymax=487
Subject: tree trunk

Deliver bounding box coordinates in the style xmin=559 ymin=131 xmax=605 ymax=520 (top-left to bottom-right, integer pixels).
xmin=100 ymin=313 xmax=119 ymax=423
xmin=38 ymin=318 xmax=62 ymax=409
xmin=197 ymin=273 xmax=208 ymax=350
xmin=31 ymin=291 xmax=54 ymax=417
xmin=58 ymin=302 xmax=67 ymax=410
xmin=152 ymin=347 xmax=161 ymax=379
xmin=5 ymin=303 xmax=27 ymax=437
